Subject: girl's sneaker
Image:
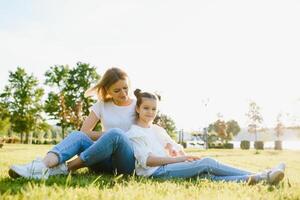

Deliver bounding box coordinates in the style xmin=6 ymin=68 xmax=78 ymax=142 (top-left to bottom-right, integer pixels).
xmin=255 ymin=163 xmax=286 ymax=185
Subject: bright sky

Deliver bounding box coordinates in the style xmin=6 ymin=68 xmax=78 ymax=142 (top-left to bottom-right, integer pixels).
xmin=1 ymin=0 xmax=300 ymax=131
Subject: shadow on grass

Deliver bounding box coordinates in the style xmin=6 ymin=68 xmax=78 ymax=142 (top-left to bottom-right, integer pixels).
xmin=0 ymin=172 xmax=191 ymax=195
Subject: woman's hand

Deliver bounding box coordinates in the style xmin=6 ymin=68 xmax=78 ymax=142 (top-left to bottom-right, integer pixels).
xmin=177 ymin=155 xmax=201 ymax=162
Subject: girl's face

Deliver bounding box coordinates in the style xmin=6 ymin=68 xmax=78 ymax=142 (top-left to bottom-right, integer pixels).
xmin=107 ymin=79 xmax=130 ymax=104
xmin=136 ymin=98 xmax=158 ymax=124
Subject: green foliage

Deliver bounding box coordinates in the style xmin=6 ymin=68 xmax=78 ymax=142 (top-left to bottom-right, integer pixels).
xmin=0 ymin=118 xmax=10 ymax=136
xmin=65 ymin=62 xmax=100 ymax=117
xmin=0 ymin=103 xmax=11 ymax=136
xmin=153 ymin=112 xmax=177 ymax=138
xmin=0 ymin=68 xmax=44 ymax=143
xmin=240 ymin=140 xmax=250 ymax=150
xmin=44 ymin=62 xmax=100 ymax=138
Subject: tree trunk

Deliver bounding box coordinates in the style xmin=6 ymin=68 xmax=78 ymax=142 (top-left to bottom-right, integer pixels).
xmin=28 ymin=132 xmax=33 ymax=144
xmin=20 ymin=132 xmax=24 ymax=143
xmin=25 ymin=132 xmax=30 ymax=144
xmin=8 ymin=128 xmax=12 ymax=137
xmin=255 ymin=128 xmax=257 ymax=142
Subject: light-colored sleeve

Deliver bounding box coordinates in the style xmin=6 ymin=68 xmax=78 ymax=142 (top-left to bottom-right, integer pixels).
xmin=155 ymin=126 xmax=184 ymax=152
xmin=90 ymin=101 xmax=103 ymax=119
xmin=130 ymin=138 xmax=152 ymax=168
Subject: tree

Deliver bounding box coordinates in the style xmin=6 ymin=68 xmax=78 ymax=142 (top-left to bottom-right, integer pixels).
xmin=246 ymin=101 xmax=263 ymax=142
xmin=44 ymin=65 xmax=70 ymax=138
xmin=226 ymin=120 xmax=241 ymax=138
xmin=0 ymin=67 xmax=44 ymax=143
xmin=0 ymin=102 xmax=11 ymax=136
xmin=44 ymin=62 xmax=100 ymax=138
xmin=64 ymin=62 xmax=100 ymax=129
xmin=275 ymin=113 xmax=284 ymax=140
xmin=208 ymin=119 xmax=241 ymax=143
xmin=153 ymin=112 xmax=177 ymax=138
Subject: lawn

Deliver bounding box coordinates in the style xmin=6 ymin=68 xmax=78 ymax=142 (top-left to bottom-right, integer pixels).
xmin=0 ymin=144 xmax=299 ymax=200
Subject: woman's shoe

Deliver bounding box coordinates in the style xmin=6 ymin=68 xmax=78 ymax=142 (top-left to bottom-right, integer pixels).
xmin=9 ymin=157 xmax=49 ymax=180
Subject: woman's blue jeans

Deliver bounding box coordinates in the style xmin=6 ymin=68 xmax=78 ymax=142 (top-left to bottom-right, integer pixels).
xmin=49 ymin=128 xmax=135 ymax=174
xmin=151 ymin=157 xmax=254 ymax=182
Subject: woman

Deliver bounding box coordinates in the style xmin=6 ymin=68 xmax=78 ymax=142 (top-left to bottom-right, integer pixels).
xmin=9 ymin=67 xmax=136 ymax=179
xmin=127 ymin=89 xmax=285 ymax=184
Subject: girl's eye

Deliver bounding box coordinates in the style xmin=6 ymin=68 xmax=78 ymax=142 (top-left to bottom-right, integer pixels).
xmin=114 ymin=90 xmax=120 ymax=93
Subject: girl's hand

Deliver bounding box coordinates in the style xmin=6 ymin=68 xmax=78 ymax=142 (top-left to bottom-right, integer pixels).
xmin=185 ymin=155 xmax=201 ymax=161
xmin=169 ymin=149 xmax=178 ymax=157
xmin=165 ymin=143 xmax=179 ymax=157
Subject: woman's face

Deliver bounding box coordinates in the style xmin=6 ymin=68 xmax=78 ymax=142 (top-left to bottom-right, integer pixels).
xmin=136 ymin=98 xmax=158 ymax=124
xmin=107 ymin=79 xmax=130 ymax=104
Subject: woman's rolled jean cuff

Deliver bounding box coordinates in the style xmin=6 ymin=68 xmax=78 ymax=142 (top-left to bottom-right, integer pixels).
xmin=79 ymin=153 xmax=88 ymax=165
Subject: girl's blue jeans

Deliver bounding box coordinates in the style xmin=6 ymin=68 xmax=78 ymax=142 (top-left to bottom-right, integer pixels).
xmin=49 ymin=128 xmax=135 ymax=174
xmin=151 ymin=157 xmax=254 ymax=182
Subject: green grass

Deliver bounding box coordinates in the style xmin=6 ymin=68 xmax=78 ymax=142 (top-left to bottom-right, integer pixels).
xmin=0 ymin=144 xmax=300 ymax=200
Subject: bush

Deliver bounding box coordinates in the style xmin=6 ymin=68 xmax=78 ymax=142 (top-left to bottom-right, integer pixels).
xmin=51 ymin=139 xmax=57 ymax=145
xmin=254 ymin=141 xmax=264 ymax=150
xmin=240 ymin=140 xmax=250 ymax=150
xmin=181 ymin=141 xmax=187 ymax=148
xmin=208 ymin=142 xmax=224 ymax=149
xmin=275 ymin=140 xmax=282 ymax=150
xmin=4 ymin=136 xmax=21 ymax=144
xmin=36 ymin=139 xmax=43 ymax=144
xmin=223 ymin=143 xmax=234 ymax=149
xmin=43 ymin=140 xmax=51 ymax=145
xmin=208 ymin=140 xmax=224 ymax=149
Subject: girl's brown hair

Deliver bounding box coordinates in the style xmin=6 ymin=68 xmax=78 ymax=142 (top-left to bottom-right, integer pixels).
xmin=85 ymin=67 xmax=129 ymax=102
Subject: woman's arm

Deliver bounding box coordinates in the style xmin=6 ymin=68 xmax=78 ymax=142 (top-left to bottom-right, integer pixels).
xmin=146 ymin=154 xmax=201 ymax=167
xmin=80 ymin=111 xmax=103 ymax=141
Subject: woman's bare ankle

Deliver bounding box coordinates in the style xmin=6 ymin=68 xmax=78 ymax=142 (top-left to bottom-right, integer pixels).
xmin=43 ymin=152 xmax=59 ymax=168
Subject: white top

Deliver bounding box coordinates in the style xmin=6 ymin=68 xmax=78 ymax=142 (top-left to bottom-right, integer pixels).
xmin=127 ymin=124 xmax=184 ymax=177
xmin=90 ymin=99 xmax=136 ymax=132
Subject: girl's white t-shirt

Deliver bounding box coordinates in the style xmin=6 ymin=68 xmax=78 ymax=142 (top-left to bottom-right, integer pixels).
xmin=90 ymin=99 xmax=136 ymax=132
xmin=127 ymin=124 xmax=184 ymax=177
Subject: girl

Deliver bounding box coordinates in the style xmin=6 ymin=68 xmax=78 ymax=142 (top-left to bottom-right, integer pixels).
xmin=9 ymin=67 xmax=136 ymax=179
xmin=127 ymin=89 xmax=285 ymax=184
